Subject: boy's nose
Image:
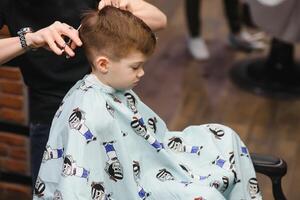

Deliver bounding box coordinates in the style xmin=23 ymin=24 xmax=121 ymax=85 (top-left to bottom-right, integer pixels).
xmin=137 ymin=68 xmax=145 ymax=78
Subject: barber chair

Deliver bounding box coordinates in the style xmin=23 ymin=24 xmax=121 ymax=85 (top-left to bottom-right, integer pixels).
xmin=251 ymin=153 xmax=287 ymax=200
xmin=0 ymin=120 xmax=287 ymax=199
xmin=230 ymin=0 xmax=300 ymax=99
xmin=230 ymin=38 xmax=300 ymax=99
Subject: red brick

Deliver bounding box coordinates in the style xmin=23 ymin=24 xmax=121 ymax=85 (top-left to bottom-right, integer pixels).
xmin=9 ymin=147 xmax=28 ymax=161
xmin=0 ymin=159 xmax=28 ymax=174
xmin=0 ymin=68 xmax=22 ymax=80
xmin=0 ymin=132 xmax=27 ymax=147
xmin=0 ymin=143 xmax=8 ymax=157
xmin=0 ymin=182 xmax=31 ymax=200
xmin=0 ymin=182 xmax=30 ymax=194
xmin=0 ymin=80 xmax=23 ymax=95
xmin=0 ymin=25 xmax=10 ymax=36
xmin=0 ymin=94 xmax=23 ymax=109
xmin=0 ymin=108 xmax=25 ymax=123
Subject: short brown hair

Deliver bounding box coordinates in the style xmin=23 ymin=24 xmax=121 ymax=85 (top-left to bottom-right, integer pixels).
xmin=79 ymin=6 xmax=156 ymax=63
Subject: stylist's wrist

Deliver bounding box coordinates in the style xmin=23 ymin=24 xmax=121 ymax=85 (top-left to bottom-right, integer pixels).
xmin=25 ymin=33 xmax=39 ymax=49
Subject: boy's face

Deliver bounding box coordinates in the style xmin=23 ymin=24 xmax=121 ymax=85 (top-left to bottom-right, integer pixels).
xmin=106 ymin=51 xmax=147 ymax=90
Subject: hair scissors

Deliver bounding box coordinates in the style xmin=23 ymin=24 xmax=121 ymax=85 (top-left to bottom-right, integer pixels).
xmin=64 ymin=24 xmax=82 ymax=59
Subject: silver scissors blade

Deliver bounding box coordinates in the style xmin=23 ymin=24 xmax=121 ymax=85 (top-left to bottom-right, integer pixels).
xmin=65 ymin=24 xmax=82 ymax=59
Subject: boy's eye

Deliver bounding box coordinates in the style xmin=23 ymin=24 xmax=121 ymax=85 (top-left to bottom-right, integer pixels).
xmin=131 ymin=64 xmax=142 ymax=70
xmin=130 ymin=61 xmax=145 ymax=71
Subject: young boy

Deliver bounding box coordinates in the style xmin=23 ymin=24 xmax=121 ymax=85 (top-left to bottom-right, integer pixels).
xmin=34 ymin=6 xmax=262 ymax=200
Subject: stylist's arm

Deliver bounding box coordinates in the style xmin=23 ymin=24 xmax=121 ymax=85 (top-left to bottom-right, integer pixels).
xmin=0 ymin=21 xmax=81 ymax=65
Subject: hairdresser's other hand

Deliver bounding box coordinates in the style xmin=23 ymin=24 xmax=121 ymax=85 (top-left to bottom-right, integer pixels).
xmin=98 ymin=0 xmax=167 ymax=31
xmin=25 ymin=21 xmax=82 ymax=57
xmin=98 ymin=0 xmax=133 ymax=10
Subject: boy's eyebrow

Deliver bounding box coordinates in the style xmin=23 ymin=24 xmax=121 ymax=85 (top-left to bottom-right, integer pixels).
xmin=131 ymin=61 xmax=145 ymax=66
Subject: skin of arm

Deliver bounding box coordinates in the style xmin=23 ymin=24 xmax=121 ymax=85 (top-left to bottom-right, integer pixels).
xmin=0 ymin=36 xmax=26 ymax=65
xmin=0 ymin=21 xmax=82 ymax=65
xmin=0 ymin=0 xmax=166 ymax=65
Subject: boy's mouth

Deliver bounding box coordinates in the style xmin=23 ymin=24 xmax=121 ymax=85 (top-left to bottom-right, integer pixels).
xmin=133 ymin=81 xmax=139 ymax=86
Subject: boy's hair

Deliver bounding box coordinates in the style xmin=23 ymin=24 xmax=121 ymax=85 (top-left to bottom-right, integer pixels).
xmin=79 ymin=6 xmax=156 ymax=63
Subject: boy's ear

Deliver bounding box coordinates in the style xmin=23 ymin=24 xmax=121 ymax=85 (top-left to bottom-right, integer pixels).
xmin=94 ymin=56 xmax=109 ymax=73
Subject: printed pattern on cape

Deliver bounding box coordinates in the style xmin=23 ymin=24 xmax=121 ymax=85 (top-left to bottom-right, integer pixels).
xmin=34 ymin=74 xmax=262 ymax=200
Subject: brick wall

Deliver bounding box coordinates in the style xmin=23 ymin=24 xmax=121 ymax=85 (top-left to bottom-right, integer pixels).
xmin=0 ymin=132 xmax=31 ymax=200
xmin=0 ymin=67 xmax=27 ymax=123
xmin=0 ymin=26 xmax=31 ymax=200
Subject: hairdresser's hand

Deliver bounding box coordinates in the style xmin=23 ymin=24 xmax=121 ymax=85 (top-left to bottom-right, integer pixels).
xmin=98 ymin=0 xmax=167 ymax=31
xmin=25 ymin=21 xmax=82 ymax=57
xmin=98 ymin=0 xmax=134 ymax=11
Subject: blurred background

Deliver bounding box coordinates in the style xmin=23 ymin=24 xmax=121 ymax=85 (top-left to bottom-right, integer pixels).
xmin=1 ymin=0 xmax=299 ymax=199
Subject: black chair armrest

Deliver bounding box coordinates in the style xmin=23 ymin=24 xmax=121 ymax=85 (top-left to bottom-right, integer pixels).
xmin=251 ymin=153 xmax=287 ymax=200
xmin=251 ymin=153 xmax=287 ymax=177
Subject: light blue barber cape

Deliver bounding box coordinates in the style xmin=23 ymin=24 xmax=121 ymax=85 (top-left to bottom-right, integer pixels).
xmin=33 ymin=74 xmax=262 ymax=200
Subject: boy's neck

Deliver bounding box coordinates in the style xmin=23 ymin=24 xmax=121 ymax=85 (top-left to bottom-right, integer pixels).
xmin=91 ymin=71 xmax=111 ymax=88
